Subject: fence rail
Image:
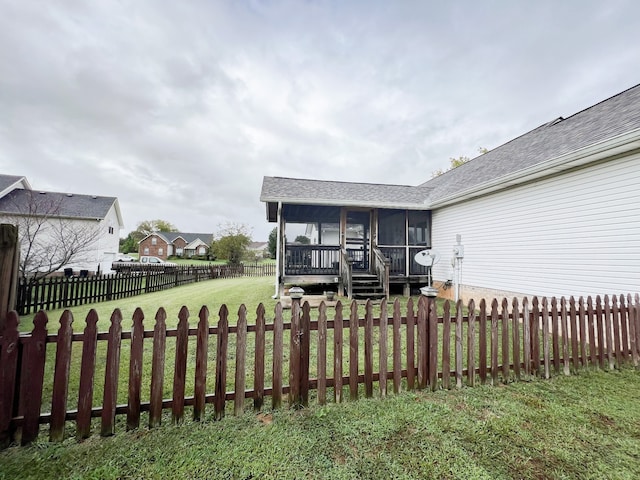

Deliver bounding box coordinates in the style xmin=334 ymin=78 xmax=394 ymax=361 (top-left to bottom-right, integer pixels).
xmin=16 ymin=263 xmax=276 ymax=315
xmin=0 ymin=293 xmax=638 ymax=447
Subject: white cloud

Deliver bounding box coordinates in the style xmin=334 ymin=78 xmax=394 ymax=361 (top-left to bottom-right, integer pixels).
xmin=1 ymin=0 xmax=639 ymax=239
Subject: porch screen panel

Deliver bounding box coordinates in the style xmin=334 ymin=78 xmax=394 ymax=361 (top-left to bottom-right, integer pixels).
xmin=408 ymin=211 xmax=430 ymax=247
xmin=378 ymin=209 xmax=405 ymax=246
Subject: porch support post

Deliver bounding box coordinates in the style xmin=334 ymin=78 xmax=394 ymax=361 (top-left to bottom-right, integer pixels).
xmin=272 ymin=202 xmax=283 ymax=299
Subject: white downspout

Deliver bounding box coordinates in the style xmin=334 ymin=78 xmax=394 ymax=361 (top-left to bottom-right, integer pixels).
xmin=272 ymin=201 xmax=282 ymax=299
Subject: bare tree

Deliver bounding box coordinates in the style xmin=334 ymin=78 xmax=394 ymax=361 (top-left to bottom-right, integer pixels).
xmin=6 ymin=191 xmax=102 ymax=279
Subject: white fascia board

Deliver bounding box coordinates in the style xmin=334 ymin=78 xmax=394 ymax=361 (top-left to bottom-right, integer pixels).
xmin=430 ymin=128 xmax=640 ymax=208
xmin=261 ymin=197 xmax=429 ymax=210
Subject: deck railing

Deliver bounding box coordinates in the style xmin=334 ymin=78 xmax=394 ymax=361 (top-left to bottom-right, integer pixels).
xmin=284 ymin=245 xmax=340 ymax=276
xmin=372 ymin=246 xmax=390 ymax=299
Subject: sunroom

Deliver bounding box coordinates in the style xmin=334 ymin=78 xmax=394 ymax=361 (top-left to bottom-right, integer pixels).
xmin=261 ymin=177 xmax=434 ymax=299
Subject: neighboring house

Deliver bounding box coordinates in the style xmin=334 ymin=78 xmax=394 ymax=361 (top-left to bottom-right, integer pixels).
xmin=247 ymin=241 xmax=268 ymax=259
xmin=0 ymin=174 xmax=123 ymax=275
xmin=138 ymin=232 xmax=213 ymax=260
xmin=260 ymin=84 xmax=640 ymax=301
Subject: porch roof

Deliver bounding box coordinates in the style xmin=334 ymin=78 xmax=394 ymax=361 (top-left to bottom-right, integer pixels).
xmin=260 ymin=176 xmax=432 ymax=209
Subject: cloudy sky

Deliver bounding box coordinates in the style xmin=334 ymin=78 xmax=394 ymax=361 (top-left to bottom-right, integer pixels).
xmin=1 ymin=0 xmax=639 ymax=240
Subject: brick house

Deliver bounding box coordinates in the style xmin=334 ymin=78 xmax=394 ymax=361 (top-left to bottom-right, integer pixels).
xmin=138 ymin=232 xmax=214 ymax=260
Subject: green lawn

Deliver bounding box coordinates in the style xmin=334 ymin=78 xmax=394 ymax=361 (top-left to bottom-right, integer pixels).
xmin=1 ymin=367 xmax=639 ymax=479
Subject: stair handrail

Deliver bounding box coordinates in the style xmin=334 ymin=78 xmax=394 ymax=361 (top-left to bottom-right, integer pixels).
xmin=372 ymin=244 xmax=390 ymax=300
xmin=340 ymin=248 xmax=353 ymax=299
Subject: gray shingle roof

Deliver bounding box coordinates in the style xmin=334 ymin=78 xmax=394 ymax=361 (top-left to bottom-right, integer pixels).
xmin=0 ymin=174 xmax=28 ymax=194
xmin=160 ymin=232 xmax=214 ymax=244
xmin=421 ymin=83 xmax=640 ymax=202
xmin=0 ymin=189 xmax=117 ymax=220
xmin=260 ymin=176 xmax=431 ymax=208
xmin=261 ymin=84 xmax=640 ymax=210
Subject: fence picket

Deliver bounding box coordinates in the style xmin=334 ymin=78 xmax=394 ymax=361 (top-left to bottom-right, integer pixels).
xmin=417 ymin=296 xmax=427 ymax=390
xmin=101 ymin=309 xmax=123 ymax=437
xmin=405 ymin=299 xmax=415 ymax=390
xmin=522 ymin=298 xmax=531 ymax=378
xmin=532 ymin=297 xmax=540 ymax=376
xmin=76 ymin=310 xmax=98 ymax=439
xmin=550 ymin=297 xmax=560 ymax=373
xmin=300 ymin=302 xmax=311 ymax=407
xmin=317 ymin=303 xmax=327 ymax=405
xmin=479 ymin=299 xmax=487 ymax=384
xmin=454 ymin=299 xmax=462 ymax=390
xmin=194 ymin=306 xmax=209 ymax=420
xmin=604 ymin=295 xmax=614 ymax=369
xmin=427 ymin=297 xmax=438 ymax=392
xmin=491 ymin=299 xmax=499 ymax=385
xmin=596 ymin=296 xmax=605 ymax=369
xmin=587 ymin=297 xmax=596 ymax=367
xmin=50 ymin=310 xmax=74 ymax=442
xmin=501 ymin=298 xmax=509 ymax=382
xmin=19 ymin=311 xmax=48 ymax=445
xmin=254 ymin=304 xmax=265 ymax=411
xmin=542 ymin=298 xmax=550 ymax=379
xmin=349 ymin=301 xmax=359 ymax=401
xmin=467 ymin=299 xmax=476 ymax=387
xmin=215 ymin=305 xmax=229 ymax=420
xmin=570 ymin=296 xmax=579 ymax=371
xmin=127 ymin=308 xmax=144 ymax=431
xmin=392 ymin=299 xmax=402 ymax=394
xmin=511 ymin=298 xmax=521 ymax=380
xmin=442 ymin=301 xmax=451 ymax=390
xmin=364 ymin=300 xmax=374 ymax=397
xmin=334 ymin=302 xmax=343 ymax=403
xmin=628 ymin=294 xmax=638 ymax=365
xmin=560 ymin=298 xmax=570 ymax=375
xmin=579 ymin=297 xmax=588 ymax=367
xmin=173 ymin=306 xmax=190 ymax=423
xmin=149 ymin=308 xmax=167 ymax=428
xmin=612 ymin=295 xmax=621 ymax=366
xmin=272 ymin=304 xmax=283 ymax=409
xmin=234 ymin=306 xmax=247 ymax=416
xmin=619 ymin=294 xmax=629 ymax=363
xmin=379 ymin=299 xmax=388 ymax=398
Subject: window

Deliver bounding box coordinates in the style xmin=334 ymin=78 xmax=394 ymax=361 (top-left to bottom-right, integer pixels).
xmin=159 ymin=248 xmax=164 ymax=256
xmin=198 ymin=246 xmax=206 ymax=255
xmin=108 ymin=226 xmax=114 ymax=234
xmin=144 ymin=247 xmax=149 ymax=255
xmin=151 ymin=237 xmax=157 ymax=246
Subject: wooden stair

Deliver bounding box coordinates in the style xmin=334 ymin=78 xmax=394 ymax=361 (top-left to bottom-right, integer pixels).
xmin=351 ymin=273 xmax=387 ymax=301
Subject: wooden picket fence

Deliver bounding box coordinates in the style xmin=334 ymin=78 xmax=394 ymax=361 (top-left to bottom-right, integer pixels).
xmin=0 ymin=293 xmax=638 ymax=448
xmin=16 ymin=263 xmax=276 ymax=315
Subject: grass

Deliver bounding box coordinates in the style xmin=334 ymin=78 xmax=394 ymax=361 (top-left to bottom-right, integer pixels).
xmin=1 ymin=367 xmax=639 ymax=479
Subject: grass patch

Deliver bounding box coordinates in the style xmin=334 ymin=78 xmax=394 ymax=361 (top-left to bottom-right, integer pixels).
xmin=1 ymin=367 xmax=639 ymax=479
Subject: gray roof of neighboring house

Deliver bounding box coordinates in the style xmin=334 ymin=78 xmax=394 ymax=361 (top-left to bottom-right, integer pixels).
xmin=159 ymin=232 xmax=214 ymax=244
xmin=421 ymin=83 xmax=640 ymax=203
xmin=0 ymin=189 xmax=118 ymax=220
xmin=260 ymin=176 xmax=431 ymax=208
xmin=260 ymin=83 xmax=640 ymax=210
xmin=0 ymin=174 xmax=27 ymax=193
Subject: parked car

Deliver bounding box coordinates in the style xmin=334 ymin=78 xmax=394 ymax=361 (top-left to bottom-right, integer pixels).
xmin=111 ymin=256 xmax=177 ymax=272
xmin=139 ymin=256 xmax=177 ymax=267
xmin=115 ymin=254 xmax=135 ymax=262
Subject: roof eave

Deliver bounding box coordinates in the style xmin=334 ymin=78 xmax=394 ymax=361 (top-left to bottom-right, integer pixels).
xmin=430 ymin=128 xmax=640 ymax=208
xmin=262 ymin=197 xmax=430 ymax=210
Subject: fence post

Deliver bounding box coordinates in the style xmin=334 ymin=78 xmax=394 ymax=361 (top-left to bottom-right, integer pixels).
xmin=0 ymin=224 xmax=19 ymax=332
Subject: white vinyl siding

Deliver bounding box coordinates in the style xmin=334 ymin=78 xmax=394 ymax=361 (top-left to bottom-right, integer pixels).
xmin=431 ymin=152 xmax=640 ymax=298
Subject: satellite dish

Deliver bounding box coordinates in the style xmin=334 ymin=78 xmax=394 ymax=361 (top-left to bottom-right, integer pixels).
xmin=414 ymin=249 xmax=440 ymax=267
xmin=414 ymin=249 xmax=440 ymax=295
